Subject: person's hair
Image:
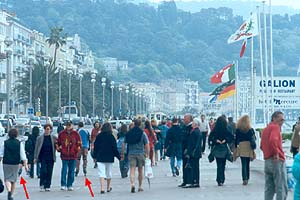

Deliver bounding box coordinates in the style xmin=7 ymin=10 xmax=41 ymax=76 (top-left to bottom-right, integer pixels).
xmin=271 ymin=111 xmax=284 ymax=122
xmin=228 ymin=117 xmax=233 ymax=122
xmin=78 ymin=122 xmax=84 ymax=128
xmin=44 ymin=124 xmax=52 ymax=130
xmin=32 ymin=126 xmax=40 ymax=137
xmin=8 ymin=128 xmax=18 ymax=139
xmin=144 ymin=120 xmax=153 ymax=136
xmin=172 ymin=117 xmax=178 ymax=123
xmin=129 ymin=122 xmax=134 ymax=130
xmin=212 ymin=116 xmax=228 ymax=135
xmin=184 ymin=114 xmax=193 ymax=123
xmin=201 ymin=114 xmax=205 ymax=118
xmin=134 ymin=119 xmax=142 ymax=127
xmin=93 ymin=121 xmax=101 ymax=128
xmin=120 ymin=124 xmax=128 ymax=134
xmin=192 ymin=118 xmax=201 ymax=126
xmin=151 ymin=119 xmax=157 ymax=126
xmin=236 ymin=115 xmax=251 ymax=132
xmin=101 ymin=122 xmax=112 ymax=134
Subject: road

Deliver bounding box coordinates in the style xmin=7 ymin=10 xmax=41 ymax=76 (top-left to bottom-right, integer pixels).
xmin=0 ymin=126 xmax=295 ymax=200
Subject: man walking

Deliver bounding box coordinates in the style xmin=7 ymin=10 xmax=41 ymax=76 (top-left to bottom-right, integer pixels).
xmin=75 ymin=122 xmax=89 ymax=177
xmin=260 ymin=111 xmax=288 ymax=200
xmin=56 ymin=121 xmax=82 ymax=191
xmin=199 ymin=114 xmax=209 ymax=154
xmin=121 ymin=119 xmax=149 ymax=193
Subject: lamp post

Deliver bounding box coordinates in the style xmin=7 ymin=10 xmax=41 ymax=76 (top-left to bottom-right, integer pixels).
xmin=27 ymin=47 xmax=34 ymax=110
xmin=119 ymin=84 xmax=122 ymax=117
xmin=110 ymin=81 xmax=115 ymax=118
xmin=135 ymin=90 xmax=138 ymax=115
xmin=139 ymin=90 xmax=142 ymax=114
xmin=44 ymin=55 xmax=51 ymax=123
xmin=91 ymin=71 xmax=97 ymax=120
xmin=78 ymin=69 xmax=83 ymax=120
xmin=131 ymin=88 xmax=135 ymax=116
xmin=67 ymin=68 xmax=73 ymax=120
xmin=125 ymin=86 xmax=129 ymax=116
xmin=4 ymin=37 xmax=12 ymax=132
xmin=58 ymin=59 xmax=63 ymax=119
xmin=101 ymin=77 xmax=106 ymax=119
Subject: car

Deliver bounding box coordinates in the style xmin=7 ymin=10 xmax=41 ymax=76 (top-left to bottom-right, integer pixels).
xmin=0 ymin=119 xmax=13 ymax=133
xmin=52 ymin=116 xmax=62 ymax=127
xmin=40 ymin=116 xmax=53 ymax=126
xmin=71 ymin=117 xmax=82 ymax=125
xmin=15 ymin=118 xmax=30 ymax=126
xmin=30 ymin=120 xmax=43 ymax=134
xmin=0 ymin=122 xmax=5 ymax=136
xmin=108 ymin=119 xmax=132 ymax=129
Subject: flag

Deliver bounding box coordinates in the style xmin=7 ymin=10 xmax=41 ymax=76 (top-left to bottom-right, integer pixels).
xmin=210 ymin=80 xmax=235 ymax=96
xmin=208 ymin=95 xmax=218 ymax=103
xmin=217 ymin=82 xmax=236 ymax=101
xmin=240 ymin=39 xmax=247 ymax=58
xmin=227 ymin=13 xmax=258 ymax=44
xmin=210 ymin=64 xmax=235 ymax=84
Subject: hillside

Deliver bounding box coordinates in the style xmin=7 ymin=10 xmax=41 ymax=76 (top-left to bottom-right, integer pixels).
xmin=8 ymin=0 xmax=300 ymax=91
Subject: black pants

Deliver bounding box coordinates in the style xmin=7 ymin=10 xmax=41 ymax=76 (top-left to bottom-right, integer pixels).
xmin=291 ymin=147 xmax=298 ymax=158
xmin=241 ymin=157 xmax=250 ymax=181
xmin=182 ymin=156 xmax=188 ymax=184
xmin=201 ymin=132 xmax=207 ymax=153
xmin=216 ymin=158 xmax=226 ymax=184
xmin=40 ymin=160 xmax=54 ymax=188
xmin=191 ymin=157 xmax=200 ymax=185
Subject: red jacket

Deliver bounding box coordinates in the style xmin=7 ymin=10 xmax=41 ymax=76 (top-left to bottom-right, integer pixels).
xmin=260 ymin=122 xmax=285 ymax=161
xmin=144 ymin=129 xmax=157 ymax=149
xmin=56 ymin=129 xmax=82 ymax=160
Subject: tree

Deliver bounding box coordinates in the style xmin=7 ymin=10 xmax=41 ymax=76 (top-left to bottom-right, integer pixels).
xmin=46 ymin=26 xmax=67 ymax=68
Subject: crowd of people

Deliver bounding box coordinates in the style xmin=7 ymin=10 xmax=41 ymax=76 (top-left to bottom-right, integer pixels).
xmin=1 ymin=111 xmax=300 ymax=199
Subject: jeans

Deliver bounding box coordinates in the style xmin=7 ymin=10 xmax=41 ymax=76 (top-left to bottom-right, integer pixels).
xmin=216 ymin=158 xmax=226 ymax=184
xmin=40 ymin=160 xmax=54 ymax=188
xmin=241 ymin=157 xmax=250 ymax=181
xmin=170 ymin=155 xmax=182 ymax=174
xmin=160 ymin=139 xmax=165 ymax=159
xmin=264 ymin=158 xmax=288 ymax=200
xmin=119 ymin=155 xmax=129 ymax=178
xmin=61 ymin=159 xmax=76 ymax=187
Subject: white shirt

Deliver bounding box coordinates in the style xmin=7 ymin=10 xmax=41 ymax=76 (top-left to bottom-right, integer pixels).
xmin=199 ymin=121 xmax=210 ymax=133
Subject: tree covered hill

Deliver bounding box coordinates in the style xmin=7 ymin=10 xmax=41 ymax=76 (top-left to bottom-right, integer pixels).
xmin=9 ymin=0 xmax=300 ymax=91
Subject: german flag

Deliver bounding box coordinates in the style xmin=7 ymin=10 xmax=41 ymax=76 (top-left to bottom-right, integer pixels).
xmin=217 ymin=82 xmax=236 ymax=100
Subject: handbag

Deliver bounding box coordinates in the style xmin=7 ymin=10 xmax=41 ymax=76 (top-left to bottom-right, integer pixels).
xmin=250 ymin=151 xmax=256 ymax=161
xmin=208 ymin=146 xmax=215 ymax=163
xmin=250 ymin=129 xmax=257 ymax=150
xmin=226 ymin=144 xmax=233 ymax=162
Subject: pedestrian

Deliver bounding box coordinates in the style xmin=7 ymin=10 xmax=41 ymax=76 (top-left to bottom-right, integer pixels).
xmin=90 ymin=121 xmax=101 ymax=168
xmin=290 ymin=118 xmax=300 ymax=158
xmin=208 ymin=116 xmax=234 ymax=186
xmin=93 ymin=122 xmax=120 ymax=194
xmin=56 ymin=121 xmax=82 ymax=191
xmin=199 ymin=114 xmax=209 ymax=154
xmin=151 ymin=119 xmax=161 ymax=166
xmin=260 ymin=111 xmax=288 ymax=200
xmin=178 ymin=114 xmax=193 ymax=188
xmin=292 ymin=134 xmax=300 ymax=200
xmin=57 ymin=122 xmax=64 ymax=135
xmin=117 ymin=124 xmax=129 ymax=178
xmin=75 ymin=122 xmax=89 ymax=177
xmin=227 ymin=117 xmax=236 ymax=151
xmin=209 ymin=117 xmax=215 ymax=132
xmin=121 ymin=119 xmax=149 ymax=193
xmin=0 ymin=128 xmax=28 ymax=200
xmin=182 ymin=118 xmax=202 ymax=188
xmin=164 ymin=117 xmax=183 ymax=177
xmin=25 ymin=126 xmax=40 ymax=178
xmin=34 ymin=124 xmax=57 ymax=191
xmin=158 ymin=120 xmax=169 ymax=160
xmin=144 ymin=120 xmax=157 ymax=166
xmin=235 ymin=115 xmax=256 ymax=185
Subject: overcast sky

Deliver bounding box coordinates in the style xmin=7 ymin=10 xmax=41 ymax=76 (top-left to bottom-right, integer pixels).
xmin=148 ymin=0 xmax=300 ymax=9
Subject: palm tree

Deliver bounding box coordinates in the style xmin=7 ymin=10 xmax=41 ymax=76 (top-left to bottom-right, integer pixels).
xmin=46 ymin=27 xmax=67 ymax=68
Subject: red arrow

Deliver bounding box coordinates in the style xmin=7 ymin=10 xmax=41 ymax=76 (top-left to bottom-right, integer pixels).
xmin=85 ymin=178 xmax=94 ymax=197
xmin=20 ymin=176 xmax=29 ymax=199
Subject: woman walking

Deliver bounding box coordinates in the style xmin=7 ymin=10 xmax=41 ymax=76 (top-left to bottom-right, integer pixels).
xmin=208 ymin=116 xmax=233 ymax=186
xmin=235 ymin=115 xmax=256 ymax=185
xmin=25 ymin=126 xmax=40 ymax=178
xmin=144 ymin=120 xmax=157 ymax=166
xmin=93 ymin=122 xmax=120 ymax=194
xmin=91 ymin=121 xmax=101 ymax=168
xmin=34 ymin=124 xmax=57 ymax=191
xmin=117 ymin=124 xmax=129 ymax=178
xmin=0 ymin=128 xmax=28 ymax=200
xmin=151 ymin=119 xmax=161 ymax=166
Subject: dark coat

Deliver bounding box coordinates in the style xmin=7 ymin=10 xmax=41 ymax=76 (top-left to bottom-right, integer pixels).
xmin=186 ymin=127 xmax=202 ymax=159
xmin=209 ymin=129 xmax=233 ymax=158
xmin=165 ymin=124 xmax=183 ymax=158
xmin=182 ymin=123 xmax=193 ymax=152
xmin=93 ymin=131 xmax=121 ymax=163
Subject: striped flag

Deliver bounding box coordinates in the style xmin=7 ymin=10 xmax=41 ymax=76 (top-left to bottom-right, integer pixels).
xmin=210 ymin=64 xmax=235 ymax=84
xmin=217 ymin=82 xmax=236 ymax=101
xmin=240 ymin=39 xmax=247 ymax=58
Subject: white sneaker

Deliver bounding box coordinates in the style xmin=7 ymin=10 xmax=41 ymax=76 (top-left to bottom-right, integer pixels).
xmin=45 ymin=188 xmax=51 ymax=192
xmin=67 ymin=187 xmax=74 ymax=191
xmin=40 ymin=186 xmax=45 ymax=192
xmin=61 ymin=186 xmax=66 ymax=191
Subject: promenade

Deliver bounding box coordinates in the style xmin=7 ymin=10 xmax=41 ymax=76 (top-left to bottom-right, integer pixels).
xmin=0 ymin=148 xmax=294 ymax=200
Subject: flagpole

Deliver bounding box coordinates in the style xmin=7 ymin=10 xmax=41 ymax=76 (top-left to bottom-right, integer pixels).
xmin=251 ymin=35 xmax=256 ymax=127
xmin=263 ymin=1 xmax=270 ymax=123
xmin=257 ymin=5 xmax=266 ymax=126
xmin=269 ymin=0 xmax=274 ymax=114
xmin=235 ymin=60 xmax=239 ymax=121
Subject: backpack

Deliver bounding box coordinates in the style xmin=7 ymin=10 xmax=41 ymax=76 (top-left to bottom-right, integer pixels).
xmin=117 ymin=136 xmax=127 ymax=154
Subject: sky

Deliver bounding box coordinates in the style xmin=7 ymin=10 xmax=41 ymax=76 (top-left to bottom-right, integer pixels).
xmin=148 ymin=0 xmax=300 ymax=9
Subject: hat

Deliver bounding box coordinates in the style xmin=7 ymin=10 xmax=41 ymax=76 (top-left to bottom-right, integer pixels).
xmin=66 ymin=120 xmax=72 ymax=126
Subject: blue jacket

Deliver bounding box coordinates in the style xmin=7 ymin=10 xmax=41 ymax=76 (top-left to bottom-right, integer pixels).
xmin=293 ymin=153 xmax=300 ymax=199
xmin=78 ymin=128 xmax=89 ymax=149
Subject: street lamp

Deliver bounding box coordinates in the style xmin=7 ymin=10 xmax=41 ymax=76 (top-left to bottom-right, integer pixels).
xmin=91 ymin=71 xmax=97 ymax=120
xmin=125 ymin=86 xmax=129 ymax=116
xmin=78 ymin=69 xmax=83 ymax=120
xmin=135 ymin=89 xmax=139 ymax=115
xmin=57 ymin=59 xmax=63 ymax=119
xmin=44 ymin=55 xmax=51 ymax=123
xmin=67 ymin=68 xmax=73 ymax=120
xmin=27 ymin=47 xmax=35 ymax=109
xmin=131 ymin=88 xmax=135 ymax=116
xmin=119 ymin=84 xmax=123 ymax=117
xmin=139 ymin=90 xmax=142 ymax=114
xmin=110 ymin=81 xmax=115 ymax=118
xmin=4 ymin=37 xmax=12 ymax=132
xmin=101 ymin=77 xmax=106 ymax=119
